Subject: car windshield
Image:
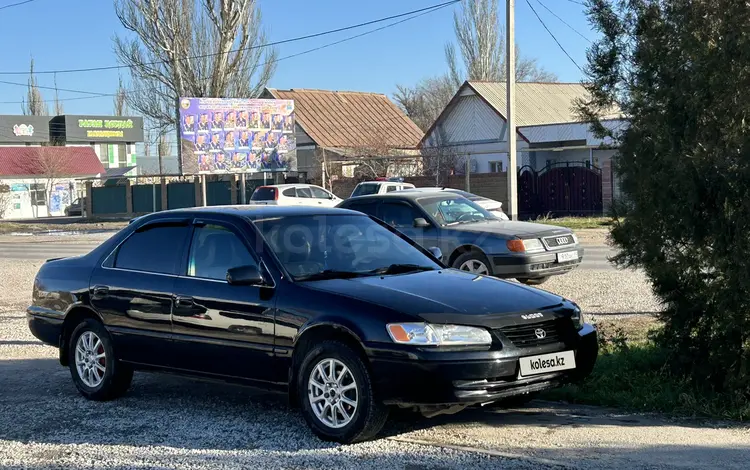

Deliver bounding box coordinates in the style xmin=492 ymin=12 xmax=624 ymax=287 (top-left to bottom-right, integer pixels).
xmin=417 ymin=195 xmax=495 ymax=225
xmin=351 ymin=183 xmax=380 ymax=197
xmin=254 ymin=214 xmax=440 ymax=281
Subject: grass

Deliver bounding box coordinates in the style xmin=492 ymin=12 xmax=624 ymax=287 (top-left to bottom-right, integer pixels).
xmin=542 ymin=320 xmax=750 ymax=421
xmin=533 ymin=215 xmax=615 ymax=230
xmin=0 ymin=218 xmax=129 ymax=234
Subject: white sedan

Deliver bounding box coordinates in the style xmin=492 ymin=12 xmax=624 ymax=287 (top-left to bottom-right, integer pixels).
xmin=399 ymin=187 xmax=510 ymax=220
xmin=249 ymin=184 xmax=342 ymax=207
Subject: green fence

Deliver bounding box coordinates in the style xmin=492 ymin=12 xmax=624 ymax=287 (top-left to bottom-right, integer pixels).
xmin=167 ymin=182 xmax=195 ymax=210
xmin=207 ymin=181 xmax=232 ymax=206
xmin=132 ymin=184 xmax=162 ymax=213
xmin=91 ymin=186 xmax=127 ymax=214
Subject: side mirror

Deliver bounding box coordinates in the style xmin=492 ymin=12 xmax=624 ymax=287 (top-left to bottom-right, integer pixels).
xmin=428 ymin=246 xmax=443 ymax=260
xmin=413 ymin=217 xmax=431 ymax=228
xmin=226 ymin=265 xmax=266 ymax=286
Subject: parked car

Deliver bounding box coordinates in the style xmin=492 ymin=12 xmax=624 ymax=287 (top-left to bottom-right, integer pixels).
xmin=338 ymin=190 xmax=582 ymax=285
xmin=401 ymin=188 xmax=509 ymax=220
xmin=350 ymin=180 xmax=415 ymax=197
xmin=250 ymin=184 xmax=342 ymax=207
xmin=27 ymin=205 xmax=597 ymax=443
xmin=64 ymin=198 xmax=84 ymax=216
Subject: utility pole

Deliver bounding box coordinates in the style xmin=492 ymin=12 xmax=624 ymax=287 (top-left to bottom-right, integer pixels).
xmin=506 ymin=0 xmax=518 ymax=220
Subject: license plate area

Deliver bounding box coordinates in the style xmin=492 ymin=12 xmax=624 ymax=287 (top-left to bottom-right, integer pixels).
xmin=518 ymin=350 xmax=576 ymax=377
xmin=556 ymin=251 xmax=578 ymax=263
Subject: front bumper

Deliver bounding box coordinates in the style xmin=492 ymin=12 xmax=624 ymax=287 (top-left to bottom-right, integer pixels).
xmin=490 ymin=247 xmax=584 ymax=279
xmin=369 ymin=323 xmax=597 ymax=406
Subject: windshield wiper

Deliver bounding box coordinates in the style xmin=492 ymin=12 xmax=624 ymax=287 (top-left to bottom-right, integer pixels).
xmin=295 ymin=270 xmax=367 ymax=281
xmin=367 ymin=264 xmax=436 ymax=275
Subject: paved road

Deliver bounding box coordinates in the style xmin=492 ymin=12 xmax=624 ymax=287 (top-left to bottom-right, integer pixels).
xmin=0 ymin=238 xmax=620 ymax=268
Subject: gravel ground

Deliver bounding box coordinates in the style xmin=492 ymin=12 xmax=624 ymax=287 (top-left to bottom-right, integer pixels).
xmin=1 ymin=257 xmax=748 ymax=469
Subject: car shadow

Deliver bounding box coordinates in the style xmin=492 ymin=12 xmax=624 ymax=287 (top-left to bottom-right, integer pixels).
xmin=1 ymin=358 xmax=748 ymax=469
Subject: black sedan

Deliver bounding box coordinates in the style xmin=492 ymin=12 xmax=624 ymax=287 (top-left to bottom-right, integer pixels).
xmin=27 ymin=205 xmax=597 ymax=443
xmin=339 ymin=191 xmax=583 ymax=285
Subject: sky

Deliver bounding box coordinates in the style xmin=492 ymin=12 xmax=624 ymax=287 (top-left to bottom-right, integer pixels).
xmin=0 ymin=0 xmax=596 ymax=117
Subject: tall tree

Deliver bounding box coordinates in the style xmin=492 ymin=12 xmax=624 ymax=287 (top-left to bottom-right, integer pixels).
xmin=396 ymin=0 xmax=556 ymax=132
xmin=114 ymin=0 xmax=277 ymax=172
xmin=579 ymin=0 xmax=750 ymax=396
xmin=22 ymin=58 xmax=48 ymax=116
xmin=113 ymin=76 xmax=127 ymax=116
xmin=447 ymin=0 xmax=556 ymax=87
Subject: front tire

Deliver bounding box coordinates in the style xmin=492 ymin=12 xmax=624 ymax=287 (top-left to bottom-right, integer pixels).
xmin=68 ymin=318 xmax=133 ymax=401
xmin=452 ymin=250 xmax=493 ymax=276
xmin=297 ymin=341 xmax=388 ymax=443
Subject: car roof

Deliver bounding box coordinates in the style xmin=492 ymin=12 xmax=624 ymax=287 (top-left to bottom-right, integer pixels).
xmin=345 ymin=190 xmax=458 ymax=202
xmin=255 ymin=183 xmax=311 ymax=189
xmin=356 ymin=181 xmax=413 ymax=185
xmin=134 ymin=205 xmax=363 ymax=221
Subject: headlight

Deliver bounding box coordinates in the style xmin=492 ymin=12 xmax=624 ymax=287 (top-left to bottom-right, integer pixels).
xmin=521 ymin=238 xmax=545 ymax=253
xmin=386 ymin=323 xmax=492 ymax=346
xmin=571 ymin=307 xmax=584 ymax=330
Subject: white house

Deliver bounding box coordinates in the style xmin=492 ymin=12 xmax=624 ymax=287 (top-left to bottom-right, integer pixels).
xmin=420 ymin=81 xmax=625 ymax=214
xmin=0 ymin=146 xmax=105 ymax=219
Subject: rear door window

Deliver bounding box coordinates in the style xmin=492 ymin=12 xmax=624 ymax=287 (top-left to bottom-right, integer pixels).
xmin=385 ymin=185 xmax=398 ymax=193
xmin=351 ymin=183 xmax=380 ymax=197
xmin=251 ymin=187 xmax=277 ymax=201
xmin=115 ymin=224 xmax=190 ymax=275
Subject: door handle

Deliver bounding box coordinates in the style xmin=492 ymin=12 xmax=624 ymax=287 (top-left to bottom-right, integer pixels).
xmin=174 ymin=296 xmax=194 ymax=308
xmin=91 ymin=285 xmax=109 ymax=299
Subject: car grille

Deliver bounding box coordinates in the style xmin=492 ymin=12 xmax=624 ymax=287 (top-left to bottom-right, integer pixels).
xmin=495 ymin=319 xmax=571 ymax=348
xmin=543 ymin=235 xmax=575 ymax=248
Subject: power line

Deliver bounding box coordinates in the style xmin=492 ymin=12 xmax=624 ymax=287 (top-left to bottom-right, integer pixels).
xmin=565 ymin=0 xmax=586 ymax=6
xmin=0 ymin=3 xmax=453 ymax=105
xmin=0 ymin=0 xmax=38 ymax=11
xmin=536 ymin=0 xmax=591 ymax=43
xmin=0 ymin=78 xmax=110 ymax=96
xmin=525 ymin=0 xmax=583 ymax=73
xmin=0 ymin=0 xmax=460 ymax=76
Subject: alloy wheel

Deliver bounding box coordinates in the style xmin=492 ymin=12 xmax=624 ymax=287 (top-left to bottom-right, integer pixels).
xmin=307 ymin=358 xmax=358 ymax=429
xmin=459 ymin=259 xmax=489 ymax=275
xmin=75 ymin=331 xmax=106 ymax=388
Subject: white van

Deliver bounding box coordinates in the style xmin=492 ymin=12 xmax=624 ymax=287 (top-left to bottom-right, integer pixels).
xmin=350 ymin=181 xmax=415 ymax=198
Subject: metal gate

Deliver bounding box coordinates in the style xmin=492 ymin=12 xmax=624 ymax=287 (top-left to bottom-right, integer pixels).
xmin=518 ymin=162 xmax=603 ymax=219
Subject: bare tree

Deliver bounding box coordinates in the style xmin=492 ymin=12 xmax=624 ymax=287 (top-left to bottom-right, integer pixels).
xmin=396 ymin=0 xmax=556 ymax=132
xmin=113 ymin=76 xmax=128 ymax=116
xmin=393 ymin=75 xmax=455 ymax=131
xmin=0 ymin=185 xmax=11 ymax=219
xmin=114 ymin=0 xmax=278 ymax=173
xmin=53 ymin=73 xmax=64 ymax=115
xmin=22 ymin=58 xmax=48 ymax=116
xmin=446 ymin=0 xmax=556 ymax=88
xmin=158 ymin=134 xmax=170 ymax=175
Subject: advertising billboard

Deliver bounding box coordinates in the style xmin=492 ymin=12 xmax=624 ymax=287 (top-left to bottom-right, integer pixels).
xmin=59 ymin=116 xmax=145 ymax=143
xmin=0 ymin=115 xmax=52 ymax=143
xmin=178 ymin=97 xmax=296 ymax=174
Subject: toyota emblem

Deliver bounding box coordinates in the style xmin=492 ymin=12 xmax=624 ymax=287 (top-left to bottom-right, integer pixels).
xmin=555 ymin=236 xmax=569 ymax=245
xmin=534 ymin=328 xmax=547 ymax=339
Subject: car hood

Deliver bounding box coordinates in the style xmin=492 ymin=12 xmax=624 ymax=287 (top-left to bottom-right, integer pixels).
xmin=303 ymin=269 xmax=564 ymax=323
xmin=448 ymin=220 xmax=571 ymax=238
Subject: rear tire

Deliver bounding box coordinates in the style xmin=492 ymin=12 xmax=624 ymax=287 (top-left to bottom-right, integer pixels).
xmin=68 ymin=319 xmax=133 ymax=401
xmin=452 ymin=251 xmax=493 ymax=276
xmin=517 ymin=277 xmax=550 ymax=286
xmin=297 ymin=340 xmax=388 ymax=443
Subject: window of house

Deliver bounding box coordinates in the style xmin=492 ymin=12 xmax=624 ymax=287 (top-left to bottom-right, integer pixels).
xmin=187 ymin=224 xmax=256 ymax=281
xmin=114 ymin=225 xmax=190 ymax=275
xmin=118 ymin=144 xmax=127 ymax=167
xmin=30 ymin=183 xmax=47 ymax=206
xmin=489 ymin=161 xmax=503 ymax=173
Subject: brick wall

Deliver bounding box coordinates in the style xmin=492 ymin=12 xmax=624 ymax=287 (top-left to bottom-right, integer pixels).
xmin=331 ymin=172 xmax=509 ymax=206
